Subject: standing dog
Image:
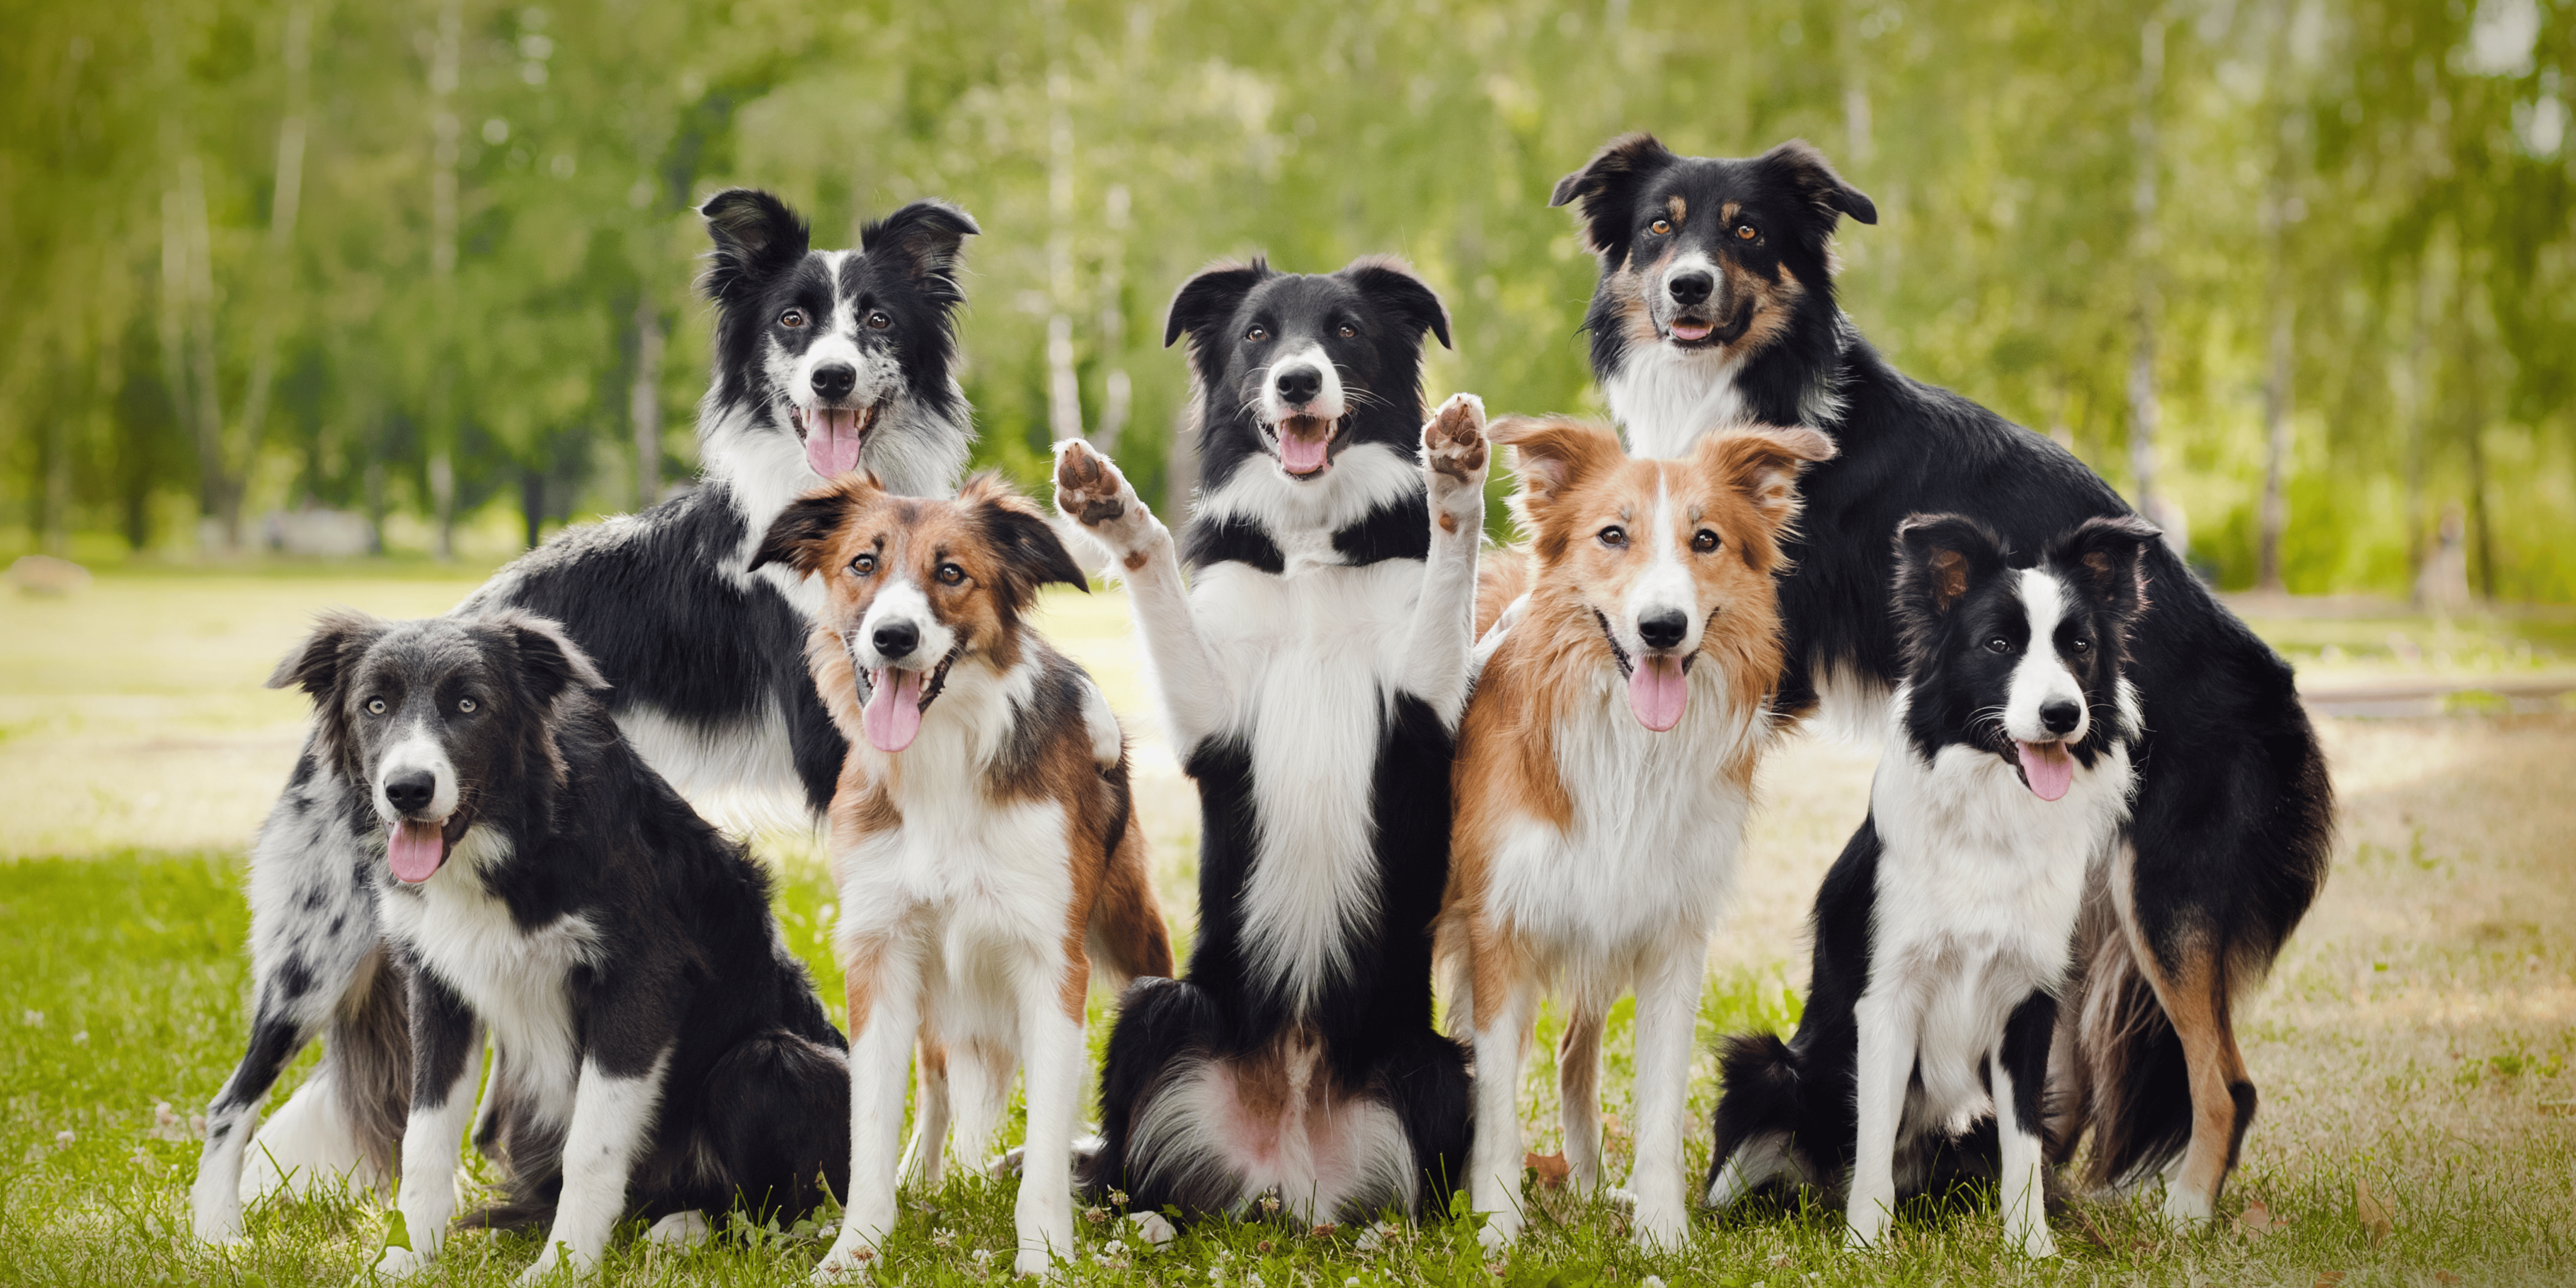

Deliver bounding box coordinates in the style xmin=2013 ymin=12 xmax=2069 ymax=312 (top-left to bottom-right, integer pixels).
xmin=190 ymin=190 xmax=977 ymax=1241
xmin=265 ymin=610 xmax=851 ymax=1283
xmin=1051 ymin=256 xmax=1488 ymax=1223
xmin=749 ymin=472 xmax=1174 ymax=1280
xmin=1551 ymin=133 xmax=2332 ymax=1219
xmin=1439 ymin=417 xmax=1833 ymax=1250
xmin=1705 ymin=515 xmax=2160 ymax=1257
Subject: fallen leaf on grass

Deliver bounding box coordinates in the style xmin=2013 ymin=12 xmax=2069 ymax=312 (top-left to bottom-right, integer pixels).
xmin=2314 ymin=1273 xmax=2346 ymax=1288
xmin=2434 ymin=1272 xmax=2463 ymax=1285
xmin=1523 ymin=1150 xmax=1570 ymax=1188
xmin=2539 ymin=1100 xmax=2574 ymax=1118
xmin=2356 ymin=1178 xmax=2393 ymax=1247
xmin=2237 ymin=1199 xmax=2288 ymax=1237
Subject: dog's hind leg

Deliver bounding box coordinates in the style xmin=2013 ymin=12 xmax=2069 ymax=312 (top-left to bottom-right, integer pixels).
xmin=1556 ymin=1003 xmax=1608 ymax=1193
xmin=948 ymin=1039 xmax=1013 ymax=1178
xmin=900 ymin=1037 xmax=951 ymax=1189
xmin=2123 ymin=919 xmax=2252 ymax=1225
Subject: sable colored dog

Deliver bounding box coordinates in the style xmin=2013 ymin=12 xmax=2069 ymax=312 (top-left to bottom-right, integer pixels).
xmin=1439 ymin=417 xmax=1834 ymax=1250
xmin=1051 ymin=256 xmax=1488 ymax=1223
xmin=190 ymin=189 xmax=979 ymax=1242
xmin=1707 ymin=515 xmax=2160 ymax=1257
xmin=1551 ymin=132 xmax=2332 ymax=1219
xmin=749 ymin=472 xmax=1174 ymax=1280
xmin=262 ymin=610 xmax=851 ymax=1284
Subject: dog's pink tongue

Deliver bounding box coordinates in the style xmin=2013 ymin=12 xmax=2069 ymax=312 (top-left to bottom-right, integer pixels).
xmin=862 ymin=667 xmax=926 ymax=752
xmin=386 ymin=820 xmax=446 ymax=884
xmin=805 ymin=407 xmax=865 ymax=478
xmin=1627 ymin=656 xmax=1689 ymax=731
xmin=1277 ymin=420 xmax=1331 ymax=476
xmin=2017 ymin=741 xmax=2075 ymax=802
xmin=1670 ymin=320 xmax=1714 ymax=342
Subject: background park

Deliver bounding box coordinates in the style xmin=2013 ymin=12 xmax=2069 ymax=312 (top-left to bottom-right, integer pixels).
xmin=1 ymin=0 xmax=2571 ymax=1284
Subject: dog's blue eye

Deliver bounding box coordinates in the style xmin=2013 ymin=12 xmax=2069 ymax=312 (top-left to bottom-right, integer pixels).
xmin=456 ymin=697 xmax=476 ymax=714
xmin=365 ymin=698 xmax=386 ymax=716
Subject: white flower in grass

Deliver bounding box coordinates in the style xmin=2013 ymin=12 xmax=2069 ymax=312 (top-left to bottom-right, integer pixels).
xmin=1128 ymin=1210 xmax=1176 ymax=1246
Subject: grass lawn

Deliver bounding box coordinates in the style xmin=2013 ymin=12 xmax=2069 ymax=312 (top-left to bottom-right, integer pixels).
xmin=0 ymin=567 xmax=2570 ymax=1285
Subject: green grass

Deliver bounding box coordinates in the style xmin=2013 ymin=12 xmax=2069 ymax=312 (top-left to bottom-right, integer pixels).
xmin=2 ymin=569 xmax=2572 ymax=1284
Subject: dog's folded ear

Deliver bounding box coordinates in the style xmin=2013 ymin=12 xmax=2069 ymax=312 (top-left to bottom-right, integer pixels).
xmin=1757 ymin=139 xmax=1878 ymax=235
xmin=1163 ymin=258 xmax=1274 ymax=350
xmin=1894 ymin=513 xmax=2007 ymax=618
xmin=962 ymin=472 xmax=1090 ymax=610
xmin=2047 ymin=514 xmax=2162 ymax=619
xmin=699 ymin=189 xmax=812 ymax=303
xmin=1489 ymin=416 xmax=1624 ymax=548
xmin=1339 ymin=256 xmax=1452 ymax=350
xmin=1699 ymin=425 xmax=1839 ymax=533
xmin=1550 ymin=132 xmax=1679 ymax=260
xmin=863 ymin=200 xmax=981 ymax=299
xmin=751 ymin=477 xmax=880 ymax=576
xmin=267 ymin=609 xmax=389 ymax=699
xmin=479 ymin=611 xmax=611 ymax=706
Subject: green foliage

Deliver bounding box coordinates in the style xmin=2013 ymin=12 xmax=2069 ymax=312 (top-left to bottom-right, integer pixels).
xmin=0 ymin=0 xmax=2570 ymax=596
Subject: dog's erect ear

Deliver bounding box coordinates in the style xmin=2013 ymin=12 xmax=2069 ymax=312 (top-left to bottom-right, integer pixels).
xmin=750 ymin=477 xmax=877 ymax=575
xmin=1894 ymin=514 xmax=2007 ymax=618
xmin=2046 ymin=514 xmax=2162 ymax=619
xmin=1339 ymin=256 xmax=1452 ymax=350
xmin=481 ymin=611 xmax=611 ymax=707
xmin=1549 ymin=132 xmax=1679 ymax=261
xmin=962 ymin=472 xmax=1090 ymax=610
xmin=862 ymin=200 xmax=980 ymax=297
xmin=699 ymin=188 xmax=811 ymax=304
xmin=1163 ymin=259 xmax=1273 ymax=349
xmin=1757 ymin=139 xmax=1877 ymax=242
xmin=267 ymin=609 xmax=389 ymax=700
xmin=1698 ymin=425 xmax=1839 ymax=533
xmin=1489 ymin=417 xmax=1625 ymax=544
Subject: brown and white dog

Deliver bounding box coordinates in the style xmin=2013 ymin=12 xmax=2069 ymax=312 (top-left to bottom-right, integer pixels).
xmin=749 ymin=472 xmax=1174 ymax=1280
xmin=1437 ymin=417 xmax=1834 ymax=1250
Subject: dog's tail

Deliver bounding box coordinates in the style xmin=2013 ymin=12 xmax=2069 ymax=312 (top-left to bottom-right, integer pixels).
xmin=329 ymin=944 xmax=414 ymax=1178
xmin=2053 ymin=915 xmax=2195 ymax=1191
xmin=1089 ymin=801 xmax=1175 ymax=989
xmin=1473 ymin=549 xmax=1532 ymax=639
xmin=1704 ymin=1030 xmax=1811 ymax=1208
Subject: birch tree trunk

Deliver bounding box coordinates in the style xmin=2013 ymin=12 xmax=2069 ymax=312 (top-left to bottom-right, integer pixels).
xmin=428 ymin=0 xmax=461 ymax=559
xmin=223 ymin=3 xmax=316 ymax=548
xmin=2125 ymin=15 xmax=2167 ymax=548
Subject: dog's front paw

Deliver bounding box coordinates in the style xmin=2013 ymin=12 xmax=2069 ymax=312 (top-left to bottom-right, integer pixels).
xmin=1421 ymin=393 xmax=1489 ymax=530
xmin=514 ymin=1240 xmax=591 ymax=1285
xmin=810 ymin=1235 xmax=881 ymax=1283
xmin=1052 ymin=439 xmax=1157 ymax=561
xmin=366 ymin=1246 xmax=430 ymax=1281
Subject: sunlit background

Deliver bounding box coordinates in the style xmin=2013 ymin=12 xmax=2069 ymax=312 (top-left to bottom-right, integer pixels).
xmin=1 ymin=0 xmax=2570 ymax=597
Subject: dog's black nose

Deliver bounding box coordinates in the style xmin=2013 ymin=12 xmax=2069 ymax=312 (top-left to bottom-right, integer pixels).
xmin=1638 ymin=610 xmax=1689 ymax=651
xmin=1666 ymin=270 xmax=1714 ymax=307
xmin=384 ymin=771 xmax=436 ymax=815
xmin=2040 ymin=700 xmax=2083 ymax=736
xmin=872 ymin=620 xmax=920 ymax=660
xmin=1274 ymin=366 xmax=1322 ymax=405
xmin=811 ymin=364 xmax=857 ymax=401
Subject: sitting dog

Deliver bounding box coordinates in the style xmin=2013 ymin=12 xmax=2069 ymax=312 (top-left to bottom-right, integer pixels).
xmin=1437 ymin=417 xmax=1834 ymax=1249
xmin=1051 ymin=255 xmax=1487 ymax=1223
xmin=748 ymin=471 xmax=1174 ymax=1280
xmin=1704 ymin=514 xmax=2160 ymax=1257
xmin=264 ymin=609 xmax=851 ymax=1282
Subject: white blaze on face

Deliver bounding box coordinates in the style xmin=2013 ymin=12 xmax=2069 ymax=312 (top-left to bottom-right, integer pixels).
xmin=1618 ymin=476 xmax=1702 ymax=731
xmin=760 ymin=249 xmax=910 ymax=480
xmin=1658 ymin=249 xmax=1720 ymax=341
xmin=849 ymin=575 xmax=958 ymax=754
xmin=374 ymin=718 xmax=460 ymax=824
xmin=2002 ymin=568 xmax=2089 ymax=800
xmin=1259 ymin=341 xmax=1348 ymax=477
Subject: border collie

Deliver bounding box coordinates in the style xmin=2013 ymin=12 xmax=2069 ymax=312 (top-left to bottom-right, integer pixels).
xmin=748 ymin=471 xmax=1175 ymax=1279
xmin=262 ymin=609 xmax=851 ymax=1282
xmin=1048 ymin=256 xmax=1486 ymax=1224
xmin=1550 ymin=133 xmax=2333 ymax=1220
xmin=1705 ymin=514 xmax=2159 ymax=1257
xmin=1438 ymin=418 xmax=1832 ymax=1250
xmin=189 ymin=189 xmax=977 ymax=1243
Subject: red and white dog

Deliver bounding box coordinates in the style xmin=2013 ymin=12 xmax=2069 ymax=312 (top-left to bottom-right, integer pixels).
xmin=751 ymin=472 xmax=1174 ymax=1280
xmin=1437 ymin=418 xmax=1833 ymax=1249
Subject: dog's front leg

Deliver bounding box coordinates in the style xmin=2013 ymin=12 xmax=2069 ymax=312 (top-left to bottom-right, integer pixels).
xmin=373 ymin=970 xmax=481 ymax=1278
xmin=1845 ymin=990 xmax=1914 ymax=1250
xmin=1466 ymin=964 xmax=1538 ymax=1251
xmin=816 ymin=940 xmax=924 ymax=1282
xmin=1995 ymin=992 xmax=2061 ymax=1258
xmin=1404 ymin=394 xmax=1490 ymax=724
xmin=518 ymin=1047 xmax=675 ymax=1285
xmin=1052 ymin=439 xmax=1231 ymax=747
xmin=1623 ymin=939 xmax=1708 ymax=1250
xmin=1012 ymin=958 xmax=1090 ymax=1277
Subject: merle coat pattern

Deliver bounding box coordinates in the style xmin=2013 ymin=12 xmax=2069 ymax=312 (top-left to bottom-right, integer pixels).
xmin=1552 ymin=133 xmax=2332 ymax=1220
xmin=188 ymin=190 xmax=976 ymax=1242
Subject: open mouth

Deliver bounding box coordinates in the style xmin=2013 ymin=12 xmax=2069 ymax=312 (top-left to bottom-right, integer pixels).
xmin=1594 ymin=609 xmax=1696 ymax=732
xmin=2012 ymin=739 xmax=2076 ymax=801
xmin=1664 ymin=306 xmax=1751 ymax=349
xmin=791 ymin=404 xmax=880 ymax=478
xmin=1267 ymin=415 xmax=1341 ymax=479
xmin=857 ymin=645 xmax=961 ymax=753
xmin=385 ymin=808 xmax=472 ymax=885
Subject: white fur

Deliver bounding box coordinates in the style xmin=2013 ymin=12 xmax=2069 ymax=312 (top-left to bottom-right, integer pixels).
xmin=1193 ymin=441 xmax=1423 ymax=576
xmin=614 ymin=698 xmax=809 ymax=833
xmin=813 ymin=655 xmax=1093 ymax=1283
xmin=234 ymin=1063 xmax=383 ymax=1205
xmin=1259 ymin=341 xmax=1350 ymax=424
xmin=1124 ymin=1046 xmax=1419 ymax=1223
xmin=2002 ymin=570 xmax=2088 ymax=744
xmin=517 ymin=1053 xmax=672 ymax=1284
xmin=853 ymin=578 xmax=954 ymax=672
xmin=1602 ymin=322 xmax=1848 ymax=460
xmin=372 ymin=721 xmax=460 ymax=824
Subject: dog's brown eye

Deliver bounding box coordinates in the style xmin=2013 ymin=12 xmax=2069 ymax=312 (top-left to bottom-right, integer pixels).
xmin=456 ymin=697 xmax=476 ymax=714
xmin=865 ymin=311 xmax=891 ymax=331
xmin=779 ymin=309 xmax=806 ymax=328
xmin=1598 ymin=525 xmax=1628 ymax=548
xmin=1736 ymin=224 xmax=1758 ymax=241
xmin=937 ymin=563 xmax=966 ymax=586
xmin=1987 ymin=637 xmax=2012 ymax=654
xmin=365 ymin=698 xmax=386 ymax=716
xmin=1246 ymin=325 xmax=1268 ymax=342
xmin=850 ymin=552 xmax=876 ymax=576
xmin=1692 ymin=529 xmax=1720 ymax=553
xmin=2070 ymin=637 xmax=2092 ymax=653
xmin=1650 ymin=219 xmax=1671 ymax=236
xmin=1337 ymin=323 xmax=1356 ymax=338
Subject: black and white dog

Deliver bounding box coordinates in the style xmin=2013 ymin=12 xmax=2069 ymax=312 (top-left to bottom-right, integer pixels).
xmin=265 ymin=609 xmax=850 ymax=1281
xmin=1705 ymin=514 xmax=2159 ymax=1257
xmin=189 ymin=189 xmax=977 ymax=1241
xmin=1549 ymin=134 xmax=2333 ymax=1221
xmin=1049 ymin=257 xmax=1486 ymax=1222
